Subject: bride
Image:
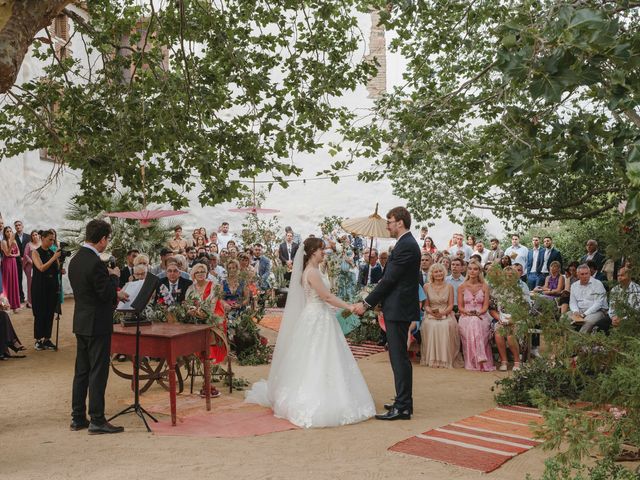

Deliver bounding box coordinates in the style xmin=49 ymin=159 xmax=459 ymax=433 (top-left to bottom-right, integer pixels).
xmin=245 ymin=237 xmax=376 ymax=428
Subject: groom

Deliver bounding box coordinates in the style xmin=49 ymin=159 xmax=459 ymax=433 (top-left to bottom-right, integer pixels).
xmin=354 ymin=206 xmax=421 ymax=420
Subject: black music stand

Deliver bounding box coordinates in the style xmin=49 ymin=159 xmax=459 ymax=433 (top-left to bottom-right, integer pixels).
xmin=108 ymin=273 xmax=160 ymax=431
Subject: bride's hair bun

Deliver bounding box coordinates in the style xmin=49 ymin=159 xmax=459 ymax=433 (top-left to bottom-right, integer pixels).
xmin=302 ymin=237 xmax=324 ymax=272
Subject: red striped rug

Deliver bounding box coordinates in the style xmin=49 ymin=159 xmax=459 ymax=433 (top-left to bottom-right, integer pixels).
xmin=347 ymin=341 xmax=387 ymax=359
xmin=389 ymin=406 xmax=543 ymax=473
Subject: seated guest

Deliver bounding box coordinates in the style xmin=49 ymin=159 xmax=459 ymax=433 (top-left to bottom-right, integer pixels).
xmin=419 ymin=252 xmax=433 ymax=285
xmin=0 ymin=295 xmax=26 ymax=360
xmin=439 ymin=256 xmax=451 ymax=275
xmin=483 ymin=261 xmax=493 ymax=275
xmin=149 ymin=248 xmax=172 ymax=276
xmin=221 ymin=260 xmax=250 ymax=322
xmin=132 ymin=264 xmax=147 ymax=281
xmin=560 ymin=261 xmax=579 ymax=313
xmin=446 ymin=258 xmax=465 ymax=313
xmin=252 ymin=243 xmax=271 ymax=291
xmin=500 ymin=255 xmax=512 ymax=268
xmin=489 ymin=267 xmax=522 ymax=372
xmin=458 ymin=262 xmax=495 ymax=371
xmin=156 ymin=262 xmax=193 ymax=304
xmin=185 ymin=246 xmax=197 ymax=268
xmin=358 ymin=248 xmax=383 ymax=287
xmin=168 ymin=226 xmax=189 ymax=253
xmin=157 ymin=256 xmax=190 ymax=280
xmin=470 ymin=254 xmax=482 ymax=265
xmin=238 ymin=252 xmax=258 ymax=298
xmin=609 ymin=267 xmax=640 ymax=327
xmin=569 ymin=264 xmax=609 ymax=333
xmin=185 ymin=263 xmax=216 ymax=303
xmin=422 ymin=236 xmax=437 ymax=255
xmin=133 ymin=253 xmax=150 ymax=269
xmin=379 ymin=250 xmax=389 ymax=270
xmin=208 ymin=254 xmax=227 ymax=282
xmin=535 ymin=260 xmax=565 ymax=301
xmin=420 ymin=263 xmax=462 ymax=368
xmin=587 ymin=260 xmax=607 ymax=283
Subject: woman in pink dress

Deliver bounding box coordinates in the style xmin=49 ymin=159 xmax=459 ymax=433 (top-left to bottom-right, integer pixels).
xmin=1 ymin=226 xmax=22 ymax=311
xmin=22 ymin=230 xmax=40 ymax=308
xmin=458 ymin=261 xmax=495 ymax=371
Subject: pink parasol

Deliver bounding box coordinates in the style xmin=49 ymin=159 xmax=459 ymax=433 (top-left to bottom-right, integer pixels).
xmin=228 ymin=206 xmax=280 ymax=214
xmin=105 ymin=209 xmax=188 ymax=227
xmin=228 ymin=179 xmax=280 ymax=215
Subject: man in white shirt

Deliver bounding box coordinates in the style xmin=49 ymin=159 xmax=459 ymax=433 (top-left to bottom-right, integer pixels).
xmin=446 ymin=258 xmax=465 ymax=312
xmin=449 ymin=233 xmax=473 ymax=261
xmin=570 ymin=264 xmax=609 ymax=333
xmin=608 ymin=267 xmax=640 ymax=327
xmin=504 ymin=234 xmax=529 ymax=274
xmin=217 ymin=222 xmax=235 ymax=249
xmin=474 ymin=241 xmax=490 ymax=266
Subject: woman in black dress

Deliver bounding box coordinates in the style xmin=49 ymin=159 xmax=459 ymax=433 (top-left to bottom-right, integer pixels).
xmin=31 ymin=230 xmax=61 ymax=351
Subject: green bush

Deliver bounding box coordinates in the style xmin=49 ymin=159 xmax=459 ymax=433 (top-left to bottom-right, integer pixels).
xmin=493 ymin=357 xmax=584 ymax=407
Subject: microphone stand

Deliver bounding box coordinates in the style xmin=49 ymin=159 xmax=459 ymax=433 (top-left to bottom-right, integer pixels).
xmin=108 ymin=273 xmax=160 ymax=432
xmin=108 ymin=311 xmax=157 ymax=431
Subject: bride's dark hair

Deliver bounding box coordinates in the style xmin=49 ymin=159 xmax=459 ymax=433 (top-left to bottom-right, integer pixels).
xmin=302 ymin=237 xmax=325 ymax=273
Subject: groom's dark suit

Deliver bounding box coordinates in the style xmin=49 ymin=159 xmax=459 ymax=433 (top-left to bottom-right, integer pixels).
xmin=364 ymin=231 xmax=421 ymax=413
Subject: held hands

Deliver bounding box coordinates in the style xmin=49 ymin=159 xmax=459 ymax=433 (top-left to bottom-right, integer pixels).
xmin=117 ymin=290 xmax=130 ymax=301
xmin=351 ymin=302 xmax=367 ymax=316
xmin=108 ymin=266 xmax=121 ymax=278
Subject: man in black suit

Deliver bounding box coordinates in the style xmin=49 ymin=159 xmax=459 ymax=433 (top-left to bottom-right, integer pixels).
xmin=580 ymin=239 xmax=606 ymax=272
xmin=354 ymin=206 xmax=421 ymax=421
xmin=14 ymin=220 xmax=29 ymax=303
xmin=156 ymin=261 xmax=192 ymax=304
xmin=68 ymin=219 xmax=129 ymax=434
xmin=357 ymin=248 xmax=383 ymax=287
xmin=278 ymin=232 xmax=299 ymax=284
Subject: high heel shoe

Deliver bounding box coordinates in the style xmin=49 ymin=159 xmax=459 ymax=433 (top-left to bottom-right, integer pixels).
xmin=9 ymin=343 xmax=26 ymax=353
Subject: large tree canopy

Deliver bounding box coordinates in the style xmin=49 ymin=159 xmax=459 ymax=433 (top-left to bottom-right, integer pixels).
xmin=344 ymin=0 xmax=640 ymax=227
xmin=0 ymin=0 xmax=375 ymax=209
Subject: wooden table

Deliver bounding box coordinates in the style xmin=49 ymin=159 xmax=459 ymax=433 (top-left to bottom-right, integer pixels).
xmin=111 ymin=323 xmax=211 ymax=426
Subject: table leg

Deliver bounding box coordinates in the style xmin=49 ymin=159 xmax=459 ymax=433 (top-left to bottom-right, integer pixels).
xmin=169 ymin=355 xmax=177 ymax=426
xmin=204 ymin=350 xmax=211 ymax=411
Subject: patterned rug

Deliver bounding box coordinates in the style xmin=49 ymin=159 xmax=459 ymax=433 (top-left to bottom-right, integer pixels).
xmin=389 ymin=406 xmax=543 ymax=473
xmin=138 ymin=391 xmax=299 ymax=438
xmin=258 ymin=310 xmax=386 ymax=359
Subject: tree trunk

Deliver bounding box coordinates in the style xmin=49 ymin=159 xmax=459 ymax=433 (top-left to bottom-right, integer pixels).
xmin=0 ymin=0 xmax=72 ymax=93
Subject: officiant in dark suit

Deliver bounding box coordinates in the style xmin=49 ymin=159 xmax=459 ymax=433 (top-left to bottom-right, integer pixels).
xmin=14 ymin=220 xmax=29 ymax=303
xmin=354 ymin=207 xmax=421 ymax=421
xmin=68 ymin=219 xmax=129 ymax=434
xmin=278 ymin=232 xmax=299 ymax=284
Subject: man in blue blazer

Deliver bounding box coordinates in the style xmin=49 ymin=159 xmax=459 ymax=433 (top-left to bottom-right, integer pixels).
xmin=539 ymin=236 xmax=563 ymax=286
xmin=526 ymin=237 xmax=545 ymax=290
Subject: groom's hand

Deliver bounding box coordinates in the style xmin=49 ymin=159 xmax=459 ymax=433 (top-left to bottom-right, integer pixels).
xmin=352 ymin=303 xmax=367 ymax=316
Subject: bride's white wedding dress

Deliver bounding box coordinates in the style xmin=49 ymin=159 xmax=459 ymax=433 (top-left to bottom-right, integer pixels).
xmin=245 ymin=260 xmax=375 ymax=428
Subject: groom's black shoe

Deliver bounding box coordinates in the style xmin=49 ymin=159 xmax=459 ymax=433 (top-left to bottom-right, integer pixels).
xmin=384 ymin=403 xmax=413 ymax=414
xmin=375 ymin=407 xmax=411 ymax=421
